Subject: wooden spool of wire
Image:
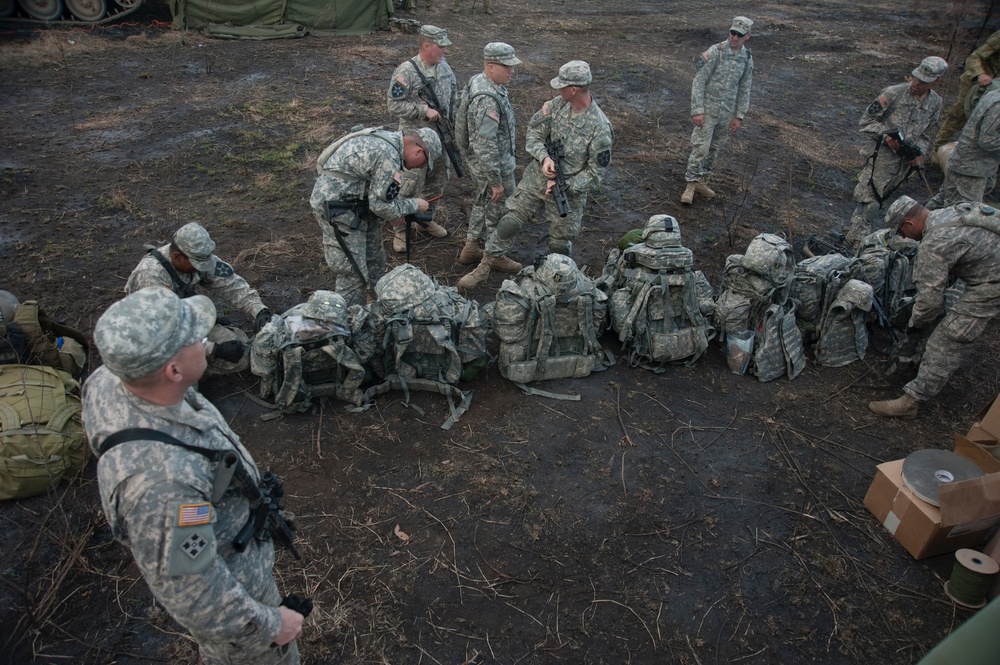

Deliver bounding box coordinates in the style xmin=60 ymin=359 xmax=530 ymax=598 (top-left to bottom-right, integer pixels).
xmin=945 ymin=549 xmax=1000 ymax=609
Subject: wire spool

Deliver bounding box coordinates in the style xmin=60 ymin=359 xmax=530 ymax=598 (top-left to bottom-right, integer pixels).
xmin=945 ymin=549 xmax=1000 ymax=609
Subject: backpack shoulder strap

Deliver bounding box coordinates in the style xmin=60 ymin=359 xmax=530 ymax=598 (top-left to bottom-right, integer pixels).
xmin=98 ymin=427 xmax=221 ymax=460
xmin=143 ymin=247 xmax=198 ymax=298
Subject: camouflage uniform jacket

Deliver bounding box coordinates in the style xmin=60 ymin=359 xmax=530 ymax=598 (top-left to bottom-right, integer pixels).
xmin=961 ymin=30 xmax=1000 ymax=83
xmin=859 ymin=82 xmax=942 ymax=156
xmin=464 ymin=72 xmax=516 ymax=186
xmin=310 ymin=131 xmax=421 ymax=225
xmin=690 ymin=42 xmax=753 ymax=120
xmin=82 ymin=366 xmax=282 ymax=652
xmin=387 ymin=56 xmax=458 ymax=133
xmin=125 ymin=244 xmax=267 ymax=317
xmin=526 ymin=96 xmax=613 ymax=195
xmin=947 ymin=88 xmax=1000 ymax=177
xmin=910 ymin=203 xmax=1000 ymax=327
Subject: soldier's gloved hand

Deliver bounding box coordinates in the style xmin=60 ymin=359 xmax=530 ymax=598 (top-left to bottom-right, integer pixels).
xmin=213 ymin=340 xmax=246 ymax=362
xmin=255 ymin=309 xmax=273 ymax=333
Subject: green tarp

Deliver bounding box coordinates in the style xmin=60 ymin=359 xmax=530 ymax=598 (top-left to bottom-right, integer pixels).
xmin=170 ymin=0 xmax=394 ymax=38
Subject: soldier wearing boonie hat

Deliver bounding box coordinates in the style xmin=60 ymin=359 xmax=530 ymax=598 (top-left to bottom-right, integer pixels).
xmin=82 ymin=286 xmax=306 ymax=664
xmin=125 ymin=222 xmax=272 ymax=375
xmin=458 ymin=59 xmax=614 ymax=290
xmin=455 ymin=42 xmax=522 ymax=266
xmin=387 ymin=23 xmax=458 ymax=250
xmin=680 ymin=16 xmax=755 ymax=206
xmin=845 ymin=56 xmax=946 ymax=246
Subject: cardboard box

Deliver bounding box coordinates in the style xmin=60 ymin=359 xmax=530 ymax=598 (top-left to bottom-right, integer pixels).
xmin=864 ymin=438 xmax=1000 ymax=559
xmin=968 ymin=393 xmax=1000 ymax=442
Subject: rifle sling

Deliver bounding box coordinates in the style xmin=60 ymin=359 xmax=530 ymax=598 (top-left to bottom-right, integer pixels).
xmin=145 ymin=247 xmax=198 ymax=298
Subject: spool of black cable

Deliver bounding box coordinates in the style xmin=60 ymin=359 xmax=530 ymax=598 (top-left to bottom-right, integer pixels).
xmin=945 ymin=549 xmax=999 ymax=609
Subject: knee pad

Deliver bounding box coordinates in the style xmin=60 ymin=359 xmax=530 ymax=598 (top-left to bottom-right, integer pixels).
xmin=549 ymin=240 xmax=572 ymax=256
xmin=496 ymin=215 xmax=520 ymax=240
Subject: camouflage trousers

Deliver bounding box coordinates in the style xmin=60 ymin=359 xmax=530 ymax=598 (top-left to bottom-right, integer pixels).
xmin=927 ymin=170 xmax=996 ymax=210
xmin=905 ymin=310 xmax=999 ymax=401
xmin=847 ymin=146 xmax=911 ymax=245
xmin=934 ymin=77 xmax=975 ymax=151
xmin=315 ymin=209 xmax=386 ymax=308
xmin=684 ymin=114 xmax=732 ymax=182
xmin=467 ymin=171 xmax=515 ymax=243
xmin=487 ymin=161 xmax=585 ymax=257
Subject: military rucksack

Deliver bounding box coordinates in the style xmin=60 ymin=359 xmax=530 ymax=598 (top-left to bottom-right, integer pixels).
xmin=493 ymin=254 xmax=610 ymax=385
xmin=714 ymin=233 xmax=796 ymax=341
xmin=855 ymin=229 xmax=918 ymax=326
xmin=813 ymin=279 xmax=874 ymax=367
xmin=790 ymin=253 xmax=861 ymax=343
xmin=358 ymin=264 xmax=490 ymax=429
xmin=0 ymin=301 xmax=88 ymax=379
xmin=751 ymin=302 xmax=806 ymax=382
xmin=453 ymin=82 xmax=504 ymax=155
xmin=0 ymin=364 xmax=89 ymax=500
xmin=603 ymin=216 xmax=715 ymax=368
xmin=250 ymin=291 xmax=367 ymax=413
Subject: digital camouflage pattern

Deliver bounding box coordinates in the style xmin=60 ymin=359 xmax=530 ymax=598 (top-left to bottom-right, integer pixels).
xmin=685 ymin=40 xmax=753 ymax=182
xmin=929 ymin=89 xmax=1000 ymax=209
xmin=82 ymin=366 xmax=298 ymax=665
xmin=813 ymin=279 xmax=873 ymax=367
xmin=489 ymin=95 xmax=613 ymax=256
xmin=935 ymin=30 xmax=1000 ymax=149
xmin=310 ymin=130 xmax=422 ymax=307
xmin=904 ymin=203 xmax=1000 ymax=400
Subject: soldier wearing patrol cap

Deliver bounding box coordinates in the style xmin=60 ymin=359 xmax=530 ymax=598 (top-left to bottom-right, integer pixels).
xmin=456 ymin=41 xmax=522 ymax=266
xmin=458 ymin=60 xmax=613 ymax=290
xmin=869 ymin=196 xmax=1000 ymax=418
xmin=82 ymin=287 xmax=304 ymax=664
xmin=125 ymin=222 xmax=272 ymax=375
xmin=845 ymin=56 xmax=947 ymax=246
xmin=387 ymin=24 xmax=456 ymax=249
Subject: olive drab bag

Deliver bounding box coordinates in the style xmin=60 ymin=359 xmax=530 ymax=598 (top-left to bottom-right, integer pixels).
xmin=250 ymin=291 xmax=367 ymax=413
xmin=0 ymin=301 xmax=88 ymax=379
xmin=602 ymin=215 xmax=715 ymax=368
xmin=493 ymin=254 xmax=610 ymax=384
xmin=0 ymin=364 xmax=89 ymax=500
xmin=357 ymin=264 xmax=490 ymax=429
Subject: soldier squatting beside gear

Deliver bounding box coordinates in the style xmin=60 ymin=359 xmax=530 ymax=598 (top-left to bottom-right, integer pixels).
xmin=927 ymin=86 xmax=1000 ymax=210
xmin=82 ymin=288 xmax=304 ymax=664
xmin=845 ymin=56 xmax=947 ymax=246
xmin=458 ymin=60 xmax=613 ymax=290
xmin=310 ymin=127 xmax=441 ymax=307
xmin=934 ymin=29 xmax=1000 ymax=153
xmin=125 ymin=222 xmax=272 ymax=375
xmin=456 ymin=42 xmax=522 ymax=266
xmin=869 ymin=196 xmax=1000 ymax=419
xmin=387 ymin=24 xmax=456 ymax=251
xmin=681 ymin=16 xmax=754 ymax=206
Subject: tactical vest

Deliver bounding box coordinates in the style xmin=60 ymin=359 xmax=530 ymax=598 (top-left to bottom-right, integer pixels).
xmin=790 ymin=253 xmax=860 ymax=343
xmin=813 ymin=279 xmax=874 ymax=367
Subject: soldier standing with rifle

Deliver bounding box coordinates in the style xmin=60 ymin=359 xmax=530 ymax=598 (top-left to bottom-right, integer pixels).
xmin=458 ymin=60 xmax=613 ymax=290
xmin=387 ymin=24 xmax=457 ymax=252
xmin=82 ymin=288 xmax=306 ymax=664
xmin=845 ymin=57 xmax=947 ymax=247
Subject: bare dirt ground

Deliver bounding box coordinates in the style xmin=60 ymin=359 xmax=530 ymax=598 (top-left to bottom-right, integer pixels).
xmin=3 ymin=0 xmax=1000 ymax=663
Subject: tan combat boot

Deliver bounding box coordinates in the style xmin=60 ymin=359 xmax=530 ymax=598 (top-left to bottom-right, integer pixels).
xmin=694 ymin=182 xmax=716 ymax=199
xmin=423 ymin=220 xmax=448 ymax=238
xmin=868 ymin=393 xmax=919 ymax=419
xmin=458 ymin=255 xmax=492 ymax=290
xmin=490 ymin=254 xmax=522 ymax=274
xmin=459 ymin=239 xmax=484 ymax=265
xmin=680 ymin=183 xmax=697 ymax=205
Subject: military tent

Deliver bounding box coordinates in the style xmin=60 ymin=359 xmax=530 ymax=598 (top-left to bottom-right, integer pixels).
xmin=169 ymin=0 xmax=395 ymax=39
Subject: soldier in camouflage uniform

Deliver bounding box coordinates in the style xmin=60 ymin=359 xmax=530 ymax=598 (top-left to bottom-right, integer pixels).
xmin=681 ymin=16 xmax=754 ymax=206
xmin=869 ymin=196 xmax=1000 ymax=418
xmin=458 ymin=60 xmax=613 ymax=290
xmin=82 ymin=288 xmax=304 ymax=664
xmin=387 ymin=24 xmax=455 ymax=250
xmin=457 ymin=42 xmax=521 ymax=266
xmin=846 ymin=57 xmax=947 ymax=246
xmin=934 ymin=30 xmax=1000 ymax=152
xmin=126 ymin=222 xmax=271 ymax=375
xmin=927 ymin=88 xmax=1000 ymax=210
xmin=310 ymin=128 xmax=439 ymax=307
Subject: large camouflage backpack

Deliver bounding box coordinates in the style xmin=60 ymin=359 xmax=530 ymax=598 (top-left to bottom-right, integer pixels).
xmin=603 ymin=215 xmax=715 ymax=368
xmin=493 ymin=254 xmax=610 ymax=384
xmin=0 ymin=364 xmax=89 ymax=500
xmin=0 ymin=300 xmax=88 ymax=379
xmin=453 ymin=81 xmax=503 ymax=155
xmin=250 ymin=291 xmax=367 ymax=413
xmin=714 ymin=233 xmax=796 ymax=340
xmin=813 ymin=279 xmax=874 ymax=367
xmin=752 ymin=302 xmax=806 ymax=382
xmin=855 ymin=229 xmax=918 ymax=326
xmin=790 ymin=253 xmax=861 ymax=343
xmin=358 ymin=264 xmax=490 ymax=428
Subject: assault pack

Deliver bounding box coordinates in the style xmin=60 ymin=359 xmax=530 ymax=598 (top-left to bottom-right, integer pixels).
xmin=356 ymin=264 xmax=490 ymax=429
xmin=0 ymin=300 xmax=88 ymax=379
xmin=250 ymin=290 xmax=367 ymax=413
xmin=813 ymin=279 xmax=875 ymax=367
xmin=602 ymin=215 xmax=715 ymax=368
xmin=855 ymin=228 xmax=918 ymax=327
xmin=492 ymin=254 xmax=610 ymax=386
xmin=790 ymin=253 xmax=861 ymax=343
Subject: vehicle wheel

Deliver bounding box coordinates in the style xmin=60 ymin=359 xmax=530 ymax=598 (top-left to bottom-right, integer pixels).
xmin=65 ymin=0 xmax=105 ymax=21
xmin=17 ymin=0 xmax=62 ymax=19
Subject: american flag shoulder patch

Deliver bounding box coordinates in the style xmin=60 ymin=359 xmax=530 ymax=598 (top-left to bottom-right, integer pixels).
xmin=393 ymin=171 xmax=403 ymax=184
xmin=487 ymin=109 xmax=500 ymax=123
xmin=178 ymin=502 xmax=211 ymax=526
xmin=541 ymin=101 xmax=551 ymax=116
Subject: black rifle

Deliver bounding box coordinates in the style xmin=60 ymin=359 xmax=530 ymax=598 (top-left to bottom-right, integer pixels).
xmin=404 ymin=211 xmax=435 ymax=262
xmin=802 ymin=231 xmax=853 ymax=258
xmin=324 ymin=199 xmax=370 ymax=288
xmin=544 ymin=137 xmax=571 ymax=218
xmin=409 ymin=63 xmax=465 ymax=177
xmin=884 ymin=129 xmax=923 ymax=162
xmin=233 ymin=470 xmax=301 ymax=560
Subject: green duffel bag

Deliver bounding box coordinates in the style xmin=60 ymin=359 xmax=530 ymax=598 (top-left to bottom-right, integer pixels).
xmin=0 ymin=364 xmax=89 ymax=500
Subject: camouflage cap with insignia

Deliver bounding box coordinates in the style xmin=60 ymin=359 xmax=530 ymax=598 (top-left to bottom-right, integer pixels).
xmin=419 ymin=25 xmax=452 ymax=47
xmin=730 ymin=16 xmax=753 ymax=36
xmin=484 ymin=42 xmax=522 ymax=67
xmin=884 ymin=195 xmax=920 ymax=231
xmin=173 ymin=222 xmax=218 ymax=273
xmin=95 ymin=287 xmax=216 ymax=381
xmin=912 ymin=56 xmax=948 ymax=83
xmin=550 ymin=60 xmax=592 ymax=89
xmin=416 ymin=127 xmax=442 ymax=170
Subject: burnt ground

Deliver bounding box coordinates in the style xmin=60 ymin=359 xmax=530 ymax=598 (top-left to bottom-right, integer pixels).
xmin=2 ymin=0 xmax=1000 ymax=663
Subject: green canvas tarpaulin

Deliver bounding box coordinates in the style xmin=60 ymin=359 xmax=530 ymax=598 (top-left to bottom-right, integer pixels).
xmin=170 ymin=0 xmax=395 ymax=38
